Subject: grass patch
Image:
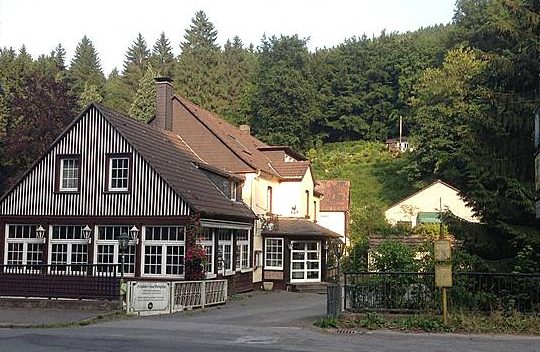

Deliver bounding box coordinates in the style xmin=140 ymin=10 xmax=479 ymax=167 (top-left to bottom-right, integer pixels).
xmin=314 ymin=316 xmax=340 ymax=329
xmin=317 ymin=312 xmax=540 ymax=335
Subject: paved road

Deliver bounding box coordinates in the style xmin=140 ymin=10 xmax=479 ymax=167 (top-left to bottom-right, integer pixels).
xmin=0 ymin=291 xmax=539 ymax=352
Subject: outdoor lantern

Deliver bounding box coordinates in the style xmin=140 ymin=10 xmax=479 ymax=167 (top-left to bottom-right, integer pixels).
xmin=129 ymin=225 xmax=140 ymax=244
xmin=118 ymin=232 xmax=130 ymax=253
xmin=82 ymin=225 xmax=92 ymax=244
xmin=288 ymin=242 xmax=293 ymax=250
xmin=36 ymin=225 xmax=46 ymax=243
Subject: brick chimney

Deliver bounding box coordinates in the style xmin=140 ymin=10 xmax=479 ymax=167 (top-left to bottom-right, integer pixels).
xmin=154 ymin=77 xmax=173 ymax=131
xmin=239 ymin=124 xmax=251 ymax=134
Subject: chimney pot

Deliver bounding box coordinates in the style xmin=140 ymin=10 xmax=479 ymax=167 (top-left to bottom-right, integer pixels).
xmin=239 ymin=124 xmax=251 ymax=134
xmin=155 ymin=77 xmax=173 ymax=131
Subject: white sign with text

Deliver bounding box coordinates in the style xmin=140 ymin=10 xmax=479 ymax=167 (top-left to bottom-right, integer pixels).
xmin=128 ymin=281 xmax=171 ymax=315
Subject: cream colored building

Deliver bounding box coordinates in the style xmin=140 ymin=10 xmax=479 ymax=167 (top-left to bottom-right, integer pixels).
xmin=385 ymin=180 xmax=480 ymax=227
xmin=151 ymin=80 xmax=340 ymax=289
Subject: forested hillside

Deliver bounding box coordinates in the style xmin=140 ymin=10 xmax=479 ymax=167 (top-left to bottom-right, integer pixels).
xmin=0 ymin=1 xmax=538 ymax=260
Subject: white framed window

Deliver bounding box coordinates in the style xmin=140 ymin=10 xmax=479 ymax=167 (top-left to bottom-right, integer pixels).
xmin=49 ymin=225 xmax=88 ymax=273
xmin=4 ymin=225 xmax=43 ymax=270
xmin=217 ymin=229 xmax=233 ymax=274
xmin=198 ymin=227 xmax=215 ymax=277
xmin=95 ymin=226 xmax=136 ymax=275
xmin=108 ymin=156 xmax=130 ymax=192
xmin=265 ymin=237 xmax=283 ymax=270
xmin=58 ymin=156 xmax=80 ymax=192
xmin=235 ymin=229 xmax=250 ymax=270
xmin=142 ymin=226 xmax=185 ymax=277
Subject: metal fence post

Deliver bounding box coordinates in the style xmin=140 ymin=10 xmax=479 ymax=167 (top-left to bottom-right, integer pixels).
xmin=327 ymin=284 xmax=341 ymax=317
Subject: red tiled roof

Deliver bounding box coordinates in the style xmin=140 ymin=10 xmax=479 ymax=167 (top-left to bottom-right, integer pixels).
xmin=315 ymin=180 xmax=351 ymax=212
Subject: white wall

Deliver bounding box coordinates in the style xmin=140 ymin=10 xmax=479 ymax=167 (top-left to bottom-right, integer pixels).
xmin=317 ymin=211 xmax=345 ymax=241
xmin=240 ymin=168 xmax=321 ymax=283
xmin=385 ymin=181 xmax=479 ymax=227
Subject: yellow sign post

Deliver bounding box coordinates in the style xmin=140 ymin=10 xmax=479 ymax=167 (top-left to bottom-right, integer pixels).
xmin=434 ymin=239 xmax=452 ymax=324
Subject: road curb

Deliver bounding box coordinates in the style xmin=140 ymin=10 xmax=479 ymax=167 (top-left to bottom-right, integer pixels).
xmin=0 ymin=310 xmax=126 ymax=329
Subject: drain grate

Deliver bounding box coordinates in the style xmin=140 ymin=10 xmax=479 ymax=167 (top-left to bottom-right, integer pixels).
xmin=335 ymin=328 xmax=357 ymax=334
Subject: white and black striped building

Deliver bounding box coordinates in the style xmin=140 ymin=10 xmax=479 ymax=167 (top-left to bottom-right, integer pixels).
xmin=0 ymin=88 xmax=256 ymax=292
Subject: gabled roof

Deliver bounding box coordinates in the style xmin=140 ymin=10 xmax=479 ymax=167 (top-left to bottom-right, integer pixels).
xmin=172 ymin=96 xmax=279 ymax=177
xmin=315 ymin=180 xmax=351 ymax=212
xmin=94 ymin=104 xmax=255 ymax=220
xmin=272 ymin=161 xmax=310 ymax=179
xmin=261 ymin=217 xmax=340 ymax=238
xmin=162 ymin=96 xmax=312 ymax=181
xmin=386 ymin=179 xmax=461 ymax=211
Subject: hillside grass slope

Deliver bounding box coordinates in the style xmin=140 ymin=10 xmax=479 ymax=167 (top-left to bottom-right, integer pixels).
xmin=309 ymin=141 xmax=414 ymax=241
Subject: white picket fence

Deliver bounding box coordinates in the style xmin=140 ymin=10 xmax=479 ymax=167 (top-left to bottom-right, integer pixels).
xmin=127 ymin=279 xmax=227 ymax=315
xmin=171 ymin=280 xmax=227 ymax=312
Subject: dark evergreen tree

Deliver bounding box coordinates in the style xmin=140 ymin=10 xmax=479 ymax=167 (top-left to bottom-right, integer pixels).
xmin=68 ymin=36 xmax=106 ymax=98
xmin=175 ymin=11 xmax=224 ymax=112
xmin=150 ymin=32 xmax=175 ymax=77
xmin=122 ymin=33 xmax=150 ymax=101
xmin=220 ymin=36 xmax=257 ymax=125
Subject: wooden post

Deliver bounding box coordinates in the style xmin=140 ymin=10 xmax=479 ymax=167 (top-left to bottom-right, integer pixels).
xmin=442 ymin=287 xmax=448 ymax=324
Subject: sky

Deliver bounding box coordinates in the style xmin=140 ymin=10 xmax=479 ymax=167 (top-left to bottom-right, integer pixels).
xmin=0 ymin=0 xmax=456 ymax=74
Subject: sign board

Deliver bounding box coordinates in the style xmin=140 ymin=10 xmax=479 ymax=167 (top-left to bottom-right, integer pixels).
xmin=128 ymin=281 xmax=171 ymax=315
xmin=434 ymin=240 xmax=451 ymax=261
xmin=435 ymin=264 xmax=452 ymax=287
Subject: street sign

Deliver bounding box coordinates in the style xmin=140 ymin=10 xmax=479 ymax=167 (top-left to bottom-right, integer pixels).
xmin=434 ymin=240 xmax=451 ymax=261
xmin=435 ymin=264 xmax=452 ymax=287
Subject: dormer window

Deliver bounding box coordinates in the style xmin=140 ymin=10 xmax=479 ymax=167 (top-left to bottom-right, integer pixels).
xmin=57 ymin=155 xmax=80 ymax=192
xmin=284 ymin=154 xmax=296 ymax=162
xmin=107 ymin=154 xmax=131 ymax=192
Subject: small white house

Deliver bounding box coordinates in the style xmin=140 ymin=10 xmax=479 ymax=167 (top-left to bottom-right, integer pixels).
xmin=315 ymin=180 xmax=350 ymax=245
xmin=385 ymin=180 xmax=480 ymax=228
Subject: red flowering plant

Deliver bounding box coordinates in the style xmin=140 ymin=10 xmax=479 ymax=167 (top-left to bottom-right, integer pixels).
xmin=184 ymin=214 xmax=207 ymax=280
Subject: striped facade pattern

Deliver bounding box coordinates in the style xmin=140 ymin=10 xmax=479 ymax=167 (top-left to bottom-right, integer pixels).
xmin=0 ymin=108 xmax=191 ymax=217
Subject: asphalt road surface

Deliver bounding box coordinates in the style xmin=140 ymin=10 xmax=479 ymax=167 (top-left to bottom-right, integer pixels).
xmin=0 ymin=291 xmax=538 ymax=352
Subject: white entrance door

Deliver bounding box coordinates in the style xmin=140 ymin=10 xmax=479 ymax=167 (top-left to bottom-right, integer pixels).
xmin=290 ymin=241 xmax=321 ymax=283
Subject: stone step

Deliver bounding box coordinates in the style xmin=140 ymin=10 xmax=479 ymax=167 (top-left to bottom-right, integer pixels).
xmin=289 ymin=282 xmax=333 ymax=294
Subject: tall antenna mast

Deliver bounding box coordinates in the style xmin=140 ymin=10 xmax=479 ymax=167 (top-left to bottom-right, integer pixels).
xmin=399 ymin=116 xmax=403 ymax=146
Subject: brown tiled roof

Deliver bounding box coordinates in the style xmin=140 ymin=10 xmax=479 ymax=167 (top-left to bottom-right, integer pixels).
xmin=272 ymin=161 xmax=310 ymax=179
xmin=95 ymin=104 xmax=256 ymax=220
xmin=171 ymin=97 xmax=280 ymax=177
xmin=262 ymin=217 xmax=340 ymax=238
xmin=315 ymin=180 xmax=351 ymax=212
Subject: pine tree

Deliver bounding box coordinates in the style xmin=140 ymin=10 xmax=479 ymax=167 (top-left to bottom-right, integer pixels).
xmin=68 ymin=36 xmax=106 ymax=98
xmin=220 ymin=36 xmax=257 ymax=125
xmin=123 ymin=33 xmax=150 ymax=96
xmin=175 ymin=11 xmax=224 ymax=112
xmin=129 ymin=65 xmax=156 ymax=122
xmin=150 ymin=32 xmax=175 ymax=77
xmin=50 ymin=44 xmax=66 ymax=70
